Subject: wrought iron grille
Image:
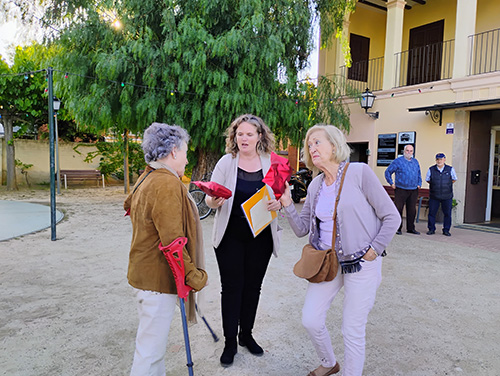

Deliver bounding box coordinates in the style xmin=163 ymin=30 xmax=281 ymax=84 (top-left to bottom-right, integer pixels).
xmin=468 ymin=28 xmax=500 ymax=76
xmin=339 ymin=56 xmax=384 ymax=92
xmin=395 ymin=39 xmax=454 ymax=87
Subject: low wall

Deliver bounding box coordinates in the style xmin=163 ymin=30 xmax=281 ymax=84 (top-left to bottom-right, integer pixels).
xmin=1 ymin=138 xmax=100 ymax=186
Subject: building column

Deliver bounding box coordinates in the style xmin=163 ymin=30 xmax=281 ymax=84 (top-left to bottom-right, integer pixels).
xmin=452 ymin=109 xmax=469 ymax=225
xmin=452 ymin=0 xmax=477 ymax=78
xmin=382 ymin=0 xmax=406 ymax=90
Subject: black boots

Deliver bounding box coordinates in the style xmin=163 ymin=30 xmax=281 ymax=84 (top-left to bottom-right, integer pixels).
xmin=220 ymin=333 xmax=264 ymax=367
xmin=238 ymin=332 xmax=264 ymax=356
xmin=220 ymin=337 xmax=237 ymax=367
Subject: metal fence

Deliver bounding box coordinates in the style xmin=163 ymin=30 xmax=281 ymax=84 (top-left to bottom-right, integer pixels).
xmin=339 ymin=56 xmax=384 ymax=92
xmin=468 ymin=28 xmax=500 ymax=75
xmin=394 ymin=39 xmax=454 ymax=87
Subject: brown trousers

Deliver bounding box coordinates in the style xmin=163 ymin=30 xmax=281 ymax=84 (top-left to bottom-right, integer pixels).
xmin=394 ymin=187 xmax=418 ymax=232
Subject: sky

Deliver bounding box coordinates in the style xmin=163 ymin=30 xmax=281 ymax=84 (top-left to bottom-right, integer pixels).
xmin=0 ymin=2 xmax=45 ymax=66
xmin=0 ymin=20 xmax=21 ymax=65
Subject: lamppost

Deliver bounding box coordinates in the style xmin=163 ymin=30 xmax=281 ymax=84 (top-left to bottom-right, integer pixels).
xmin=53 ymin=96 xmax=61 ymax=194
xmin=47 ymin=67 xmax=56 ymax=241
xmin=360 ymin=88 xmax=379 ymax=119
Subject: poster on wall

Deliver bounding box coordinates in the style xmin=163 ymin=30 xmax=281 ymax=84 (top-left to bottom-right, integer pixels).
xmin=397 ymin=131 xmax=416 ymax=156
xmin=377 ymin=133 xmax=397 ymax=166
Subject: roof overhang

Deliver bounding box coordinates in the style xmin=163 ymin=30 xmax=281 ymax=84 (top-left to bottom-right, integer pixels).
xmin=408 ymin=98 xmax=500 ymax=125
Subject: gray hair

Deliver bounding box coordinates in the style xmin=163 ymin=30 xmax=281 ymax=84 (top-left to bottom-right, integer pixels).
xmin=142 ymin=122 xmax=190 ymax=163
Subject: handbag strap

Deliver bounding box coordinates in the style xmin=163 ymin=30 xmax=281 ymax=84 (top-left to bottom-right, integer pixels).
xmin=132 ymin=168 xmax=156 ymax=194
xmin=332 ymin=162 xmax=350 ymax=247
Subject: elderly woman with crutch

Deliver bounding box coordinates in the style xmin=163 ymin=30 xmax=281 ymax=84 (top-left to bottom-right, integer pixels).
xmin=124 ymin=122 xmax=208 ymax=376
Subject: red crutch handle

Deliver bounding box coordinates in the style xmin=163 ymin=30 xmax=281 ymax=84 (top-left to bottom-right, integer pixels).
xmin=159 ymin=237 xmax=193 ymax=299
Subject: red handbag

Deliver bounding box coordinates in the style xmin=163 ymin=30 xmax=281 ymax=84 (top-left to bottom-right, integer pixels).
xmin=192 ymin=181 xmax=232 ymax=199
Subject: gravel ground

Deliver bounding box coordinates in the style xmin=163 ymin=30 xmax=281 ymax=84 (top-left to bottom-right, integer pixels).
xmin=1 ymin=186 xmax=499 ymax=376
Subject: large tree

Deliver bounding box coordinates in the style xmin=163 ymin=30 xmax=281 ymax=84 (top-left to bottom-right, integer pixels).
xmin=7 ymin=0 xmax=357 ymax=189
xmin=0 ymin=44 xmax=52 ymax=189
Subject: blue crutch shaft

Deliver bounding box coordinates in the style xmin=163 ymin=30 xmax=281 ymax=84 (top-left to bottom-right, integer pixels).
xmin=195 ymin=303 xmax=219 ymax=342
xmin=179 ymin=298 xmax=194 ymax=376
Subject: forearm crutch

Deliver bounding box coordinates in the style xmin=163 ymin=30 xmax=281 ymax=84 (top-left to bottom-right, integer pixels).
xmin=159 ymin=237 xmax=194 ymax=376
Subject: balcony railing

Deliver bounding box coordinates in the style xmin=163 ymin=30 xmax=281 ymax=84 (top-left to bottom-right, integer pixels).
xmin=394 ymin=39 xmax=454 ymax=87
xmin=339 ymin=56 xmax=384 ymax=92
xmin=468 ymin=28 xmax=500 ymax=76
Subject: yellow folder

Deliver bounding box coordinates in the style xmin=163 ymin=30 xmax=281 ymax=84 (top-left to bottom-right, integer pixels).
xmin=241 ymin=186 xmax=277 ymax=237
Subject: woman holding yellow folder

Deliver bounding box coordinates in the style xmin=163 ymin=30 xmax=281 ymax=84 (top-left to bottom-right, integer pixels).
xmin=206 ymin=114 xmax=282 ymax=367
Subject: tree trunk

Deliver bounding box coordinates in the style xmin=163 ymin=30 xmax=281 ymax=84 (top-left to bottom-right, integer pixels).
xmin=191 ymin=148 xmax=222 ymax=184
xmin=123 ymin=129 xmax=130 ymax=194
xmin=4 ymin=116 xmax=18 ymax=190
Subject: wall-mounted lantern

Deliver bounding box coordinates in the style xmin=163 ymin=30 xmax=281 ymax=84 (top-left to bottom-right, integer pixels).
xmin=360 ymin=88 xmax=379 ymax=119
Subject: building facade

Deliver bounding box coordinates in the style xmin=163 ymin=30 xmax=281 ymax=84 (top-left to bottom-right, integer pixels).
xmin=319 ymin=0 xmax=500 ymax=224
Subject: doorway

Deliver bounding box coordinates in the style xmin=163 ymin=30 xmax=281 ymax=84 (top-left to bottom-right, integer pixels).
xmin=487 ymin=125 xmax=500 ymax=222
xmin=464 ymin=111 xmax=491 ymax=223
xmin=407 ymin=20 xmax=444 ymax=85
xmin=349 ymin=33 xmax=370 ymax=82
xmin=348 ymin=142 xmax=369 ymax=163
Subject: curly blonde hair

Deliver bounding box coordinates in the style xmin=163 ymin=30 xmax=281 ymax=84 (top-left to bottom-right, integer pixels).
xmin=225 ymin=114 xmax=275 ymax=157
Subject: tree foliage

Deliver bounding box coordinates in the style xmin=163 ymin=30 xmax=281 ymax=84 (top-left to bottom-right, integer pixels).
xmin=0 ymin=45 xmax=51 ymax=129
xmin=313 ymin=0 xmax=356 ymax=49
xmin=0 ymin=44 xmax=55 ymax=189
xmin=6 ymin=0 xmax=357 ymax=181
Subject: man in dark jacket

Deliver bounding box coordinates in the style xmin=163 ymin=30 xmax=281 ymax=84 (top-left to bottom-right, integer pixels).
xmin=426 ymin=153 xmax=457 ymax=236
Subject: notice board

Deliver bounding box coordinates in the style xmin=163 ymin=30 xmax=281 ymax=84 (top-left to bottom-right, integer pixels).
xmin=377 ymin=133 xmax=397 ymax=166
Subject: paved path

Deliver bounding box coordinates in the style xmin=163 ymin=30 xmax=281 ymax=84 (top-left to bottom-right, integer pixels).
xmin=0 ymin=200 xmax=64 ymax=241
xmin=409 ymin=219 xmax=500 ymax=253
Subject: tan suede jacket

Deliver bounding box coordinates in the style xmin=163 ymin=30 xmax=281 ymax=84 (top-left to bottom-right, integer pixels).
xmin=124 ymin=166 xmax=207 ymax=294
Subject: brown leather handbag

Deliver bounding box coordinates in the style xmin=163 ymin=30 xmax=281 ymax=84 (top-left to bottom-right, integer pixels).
xmin=293 ymin=163 xmax=349 ymax=283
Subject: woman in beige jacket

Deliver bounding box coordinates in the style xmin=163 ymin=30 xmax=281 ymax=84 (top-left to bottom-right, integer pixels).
xmin=206 ymin=114 xmax=282 ymax=367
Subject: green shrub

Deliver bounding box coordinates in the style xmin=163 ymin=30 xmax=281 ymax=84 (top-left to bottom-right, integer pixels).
xmin=78 ymin=141 xmax=146 ymax=179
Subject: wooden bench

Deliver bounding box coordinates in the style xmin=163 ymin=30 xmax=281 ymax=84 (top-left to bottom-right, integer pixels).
xmin=383 ymin=186 xmax=430 ymax=223
xmin=60 ymin=169 xmax=105 ymax=189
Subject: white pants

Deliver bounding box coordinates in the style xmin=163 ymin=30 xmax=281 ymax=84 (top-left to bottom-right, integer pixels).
xmin=302 ymin=257 xmax=382 ymax=376
xmin=130 ymin=289 xmax=178 ymax=376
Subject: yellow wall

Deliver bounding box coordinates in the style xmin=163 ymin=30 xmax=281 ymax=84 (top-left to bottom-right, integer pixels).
xmin=319 ymin=4 xmax=387 ymax=77
xmin=346 ymin=84 xmax=456 ymax=188
xmin=1 ymin=138 xmax=100 ymax=186
xmin=401 ymin=0 xmax=457 ymax=50
xmin=320 ymin=0 xmax=500 ymax=75
xmin=349 ymin=4 xmax=386 ymax=59
xmin=318 ymin=42 xmax=337 ymax=77
xmin=476 ymin=0 xmax=500 ymax=34
xmin=318 ymin=0 xmax=500 ymax=224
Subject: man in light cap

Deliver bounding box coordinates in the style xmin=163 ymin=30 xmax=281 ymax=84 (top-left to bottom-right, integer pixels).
xmin=425 ymin=153 xmax=457 ymax=236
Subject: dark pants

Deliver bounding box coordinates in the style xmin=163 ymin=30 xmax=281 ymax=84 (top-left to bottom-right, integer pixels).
xmin=215 ymin=220 xmax=273 ymax=339
xmin=394 ymin=188 xmax=418 ymax=232
xmin=428 ymin=197 xmax=453 ymax=232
